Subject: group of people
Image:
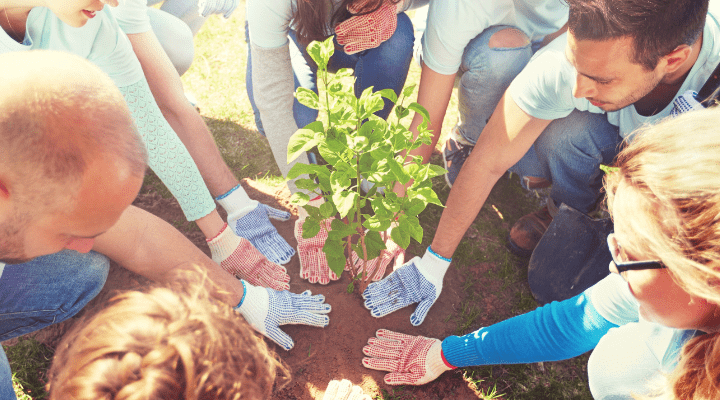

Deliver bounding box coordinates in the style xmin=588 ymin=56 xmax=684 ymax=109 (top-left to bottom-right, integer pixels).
xmin=1 ymin=0 xmax=720 ymax=399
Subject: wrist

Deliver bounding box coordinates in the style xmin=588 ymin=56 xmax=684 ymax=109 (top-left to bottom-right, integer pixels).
xmin=427 ymin=340 xmax=454 ymax=377
xmin=417 ymin=247 xmax=451 ymax=284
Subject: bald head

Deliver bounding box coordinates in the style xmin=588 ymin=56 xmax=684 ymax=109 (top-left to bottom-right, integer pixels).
xmin=0 ymin=51 xmax=146 ymax=209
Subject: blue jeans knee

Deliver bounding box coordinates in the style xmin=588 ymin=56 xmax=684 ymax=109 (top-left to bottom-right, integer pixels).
xmin=509 ymin=110 xmax=622 ymax=214
xmin=457 ymin=25 xmax=533 ymax=144
xmin=0 ymin=250 xmax=109 ymax=342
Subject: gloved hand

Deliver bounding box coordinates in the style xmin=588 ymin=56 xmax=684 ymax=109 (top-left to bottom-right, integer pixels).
xmin=348 ymin=230 xmax=404 ymax=282
xmin=335 ymin=1 xmax=398 ymax=55
xmin=362 ymin=247 xmax=450 ymax=326
xmin=235 ymin=281 xmax=331 ymax=350
xmin=230 ymin=202 xmax=296 ymax=265
xmin=295 ymin=201 xmax=340 ymax=284
xmin=362 ymin=329 xmax=453 ymax=385
xmin=322 ymin=379 xmax=371 ymax=400
xmin=197 ymin=0 xmax=238 ymax=18
xmin=207 ymin=224 xmax=290 ymax=291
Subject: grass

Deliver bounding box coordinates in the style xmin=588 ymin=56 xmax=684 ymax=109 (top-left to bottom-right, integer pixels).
xmin=6 ymin=3 xmax=591 ymax=400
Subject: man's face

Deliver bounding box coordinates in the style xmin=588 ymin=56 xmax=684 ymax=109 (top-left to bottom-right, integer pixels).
xmin=565 ymin=32 xmax=664 ymax=112
xmin=0 ymin=155 xmax=142 ymax=264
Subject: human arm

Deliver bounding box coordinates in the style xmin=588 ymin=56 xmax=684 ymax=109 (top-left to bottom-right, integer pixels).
xmin=363 ymin=279 xmax=625 ymax=384
xmin=430 ymin=94 xmax=551 ymax=258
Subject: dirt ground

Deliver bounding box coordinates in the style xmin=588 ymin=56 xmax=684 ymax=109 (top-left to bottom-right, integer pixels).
xmin=23 ymin=176 xmax=534 ymax=400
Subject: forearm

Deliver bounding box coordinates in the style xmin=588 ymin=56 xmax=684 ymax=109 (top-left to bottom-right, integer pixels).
xmin=407 ymin=62 xmax=456 ymax=164
xmin=251 ymin=43 xmax=310 ymax=192
xmin=442 ymin=291 xmax=617 ymax=367
xmin=127 ymin=31 xmax=238 ymax=197
xmin=93 ymin=206 xmax=244 ymax=307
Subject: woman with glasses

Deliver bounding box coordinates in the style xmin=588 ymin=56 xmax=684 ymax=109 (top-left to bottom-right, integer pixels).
xmin=359 ymin=107 xmax=720 ymax=400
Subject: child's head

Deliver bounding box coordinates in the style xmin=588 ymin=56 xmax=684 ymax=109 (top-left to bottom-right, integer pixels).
xmin=47 ymin=273 xmax=288 ymax=399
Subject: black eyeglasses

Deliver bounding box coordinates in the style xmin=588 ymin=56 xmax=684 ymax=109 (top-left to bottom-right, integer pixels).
xmin=607 ymin=233 xmax=666 ymax=273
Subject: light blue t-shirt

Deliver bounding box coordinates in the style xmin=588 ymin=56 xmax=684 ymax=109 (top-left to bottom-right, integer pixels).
xmin=0 ymin=6 xmax=143 ymax=88
xmin=422 ymin=0 xmax=568 ymax=75
xmin=508 ymin=1 xmax=720 ymax=138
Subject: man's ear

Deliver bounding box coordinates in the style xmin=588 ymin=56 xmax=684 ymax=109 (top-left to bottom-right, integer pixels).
xmin=662 ymin=45 xmax=693 ymax=75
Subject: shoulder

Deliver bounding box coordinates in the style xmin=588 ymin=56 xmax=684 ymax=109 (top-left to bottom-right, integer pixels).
xmin=108 ymin=0 xmax=152 ymax=35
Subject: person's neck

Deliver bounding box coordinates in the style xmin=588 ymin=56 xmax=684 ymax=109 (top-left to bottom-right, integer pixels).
xmin=634 ymin=34 xmax=704 ymax=116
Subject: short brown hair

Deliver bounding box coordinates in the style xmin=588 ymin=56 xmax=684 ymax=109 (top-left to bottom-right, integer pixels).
xmin=47 ymin=271 xmax=289 ymax=400
xmin=566 ymin=0 xmax=709 ymax=69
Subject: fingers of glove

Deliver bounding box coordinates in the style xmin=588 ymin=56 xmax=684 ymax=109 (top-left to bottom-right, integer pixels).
xmin=282 ymin=309 xmax=330 ymax=328
xmin=265 ymin=325 xmax=295 ymax=351
xmin=348 ymin=386 xmax=371 ymax=400
xmin=256 ymin=263 xmax=291 ymax=291
xmin=260 ymin=203 xmax=292 ymax=221
xmin=255 ymin=233 xmax=295 ymax=265
xmin=410 ymin=297 xmax=436 ymax=326
xmin=322 ymin=379 xmax=351 ymax=400
xmin=361 ymin=355 xmax=400 ymax=373
xmin=384 ymin=372 xmax=424 ymax=386
xmin=291 ymin=292 xmax=332 ymax=313
xmin=374 ymin=329 xmax=414 ymax=344
xmin=367 ymin=297 xmax=412 ymax=319
xmin=363 ymin=342 xmax=402 ymax=359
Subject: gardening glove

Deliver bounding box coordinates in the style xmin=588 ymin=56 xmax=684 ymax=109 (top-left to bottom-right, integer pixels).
xmin=207 ymin=224 xmax=291 ymax=291
xmin=362 ymin=247 xmax=450 ymax=326
xmin=229 ymin=202 xmax=296 ymax=265
xmin=335 ymin=1 xmax=398 ymax=55
xmin=235 ymin=281 xmax=331 ymax=350
xmin=322 ymin=379 xmax=371 ymax=400
xmin=295 ymin=198 xmax=340 ymax=284
xmin=362 ymin=329 xmax=454 ymax=385
xmin=197 ymin=0 xmax=238 ymax=18
xmin=348 ymin=229 xmax=405 ymax=282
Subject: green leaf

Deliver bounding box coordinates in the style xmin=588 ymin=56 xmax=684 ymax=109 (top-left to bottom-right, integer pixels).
xmin=410 ymin=187 xmax=443 ymax=207
xmin=600 ymin=164 xmax=619 ymax=174
xmin=404 ymin=198 xmax=427 ymax=216
xmin=295 ymin=87 xmax=319 ymax=110
xmin=378 ymin=88 xmax=398 ymax=103
xmin=360 ymin=92 xmax=385 ymax=120
xmin=334 ymin=68 xmax=353 ymax=79
xmin=402 ymin=84 xmax=417 ymax=99
xmin=391 ymin=224 xmax=411 ymax=249
xmin=395 ymin=104 xmax=410 ymax=119
xmin=407 ymin=102 xmax=430 ymax=123
xmin=294 ymin=178 xmax=319 ymax=191
xmin=330 ymin=218 xmax=357 ymax=237
xmin=363 ymin=214 xmax=393 ymax=232
xmin=319 ymin=201 xmax=335 ymax=218
xmin=330 ymin=169 xmax=351 ymax=193
xmin=387 ymin=158 xmax=411 ymax=185
xmin=371 ymin=197 xmax=393 ymax=218
xmin=301 ymin=218 xmax=321 ymax=239
xmin=290 ymin=192 xmax=310 ymax=205
xmin=363 ymin=230 xmax=386 ymax=260
xmin=287 ymin=121 xmax=323 ymax=162
xmin=323 ymin=237 xmax=346 ymax=277
xmin=286 ymin=160 xmax=329 ymax=180
xmin=398 ymin=215 xmax=423 ymax=244
xmin=332 ymin=190 xmax=358 ymax=218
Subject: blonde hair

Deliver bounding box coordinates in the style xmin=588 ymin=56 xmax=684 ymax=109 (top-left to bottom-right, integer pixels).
xmin=604 ymin=107 xmax=720 ymax=400
xmin=47 ymin=272 xmax=289 ymax=400
xmin=604 ymin=107 xmax=720 ymax=304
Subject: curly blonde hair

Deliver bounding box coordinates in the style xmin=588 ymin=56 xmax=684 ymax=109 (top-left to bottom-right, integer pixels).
xmin=47 ymin=272 xmax=289 ymax=400
xmin=604 ymin=107 xmax=720 ymax=400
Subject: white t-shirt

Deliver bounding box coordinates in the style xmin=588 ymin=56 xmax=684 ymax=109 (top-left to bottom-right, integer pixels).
xmin=422 ymin=0 xmax=568 ymax=75
xmin=0 ymin=6 xmax=144 ymax=88
xmin=109 ymin=0 xmax=153 ymax=35
xmin=508 ymin=1 xmax=720 ymax=138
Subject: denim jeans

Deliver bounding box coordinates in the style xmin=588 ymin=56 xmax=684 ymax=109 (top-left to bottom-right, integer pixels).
xmin=0 ymin=250 xmax=110 ymax=399
xmin=508 ymin=109 xmax=622 ymax=214
xmin=245 ymin=12 xmax=415 ymax=135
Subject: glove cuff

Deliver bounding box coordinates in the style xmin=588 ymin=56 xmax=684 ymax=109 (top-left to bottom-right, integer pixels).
xmin=417 ymin=247 xmax=451 ymax=286
xmin=234 ymin=283 xmax=270 ymax=333
xmin=207 ymin=223 xmax=243 ymax=263
xmin=426 ymin=340 xmax=454 ymax=377
xmin=217 ymin=185 xmax=257 ymax=221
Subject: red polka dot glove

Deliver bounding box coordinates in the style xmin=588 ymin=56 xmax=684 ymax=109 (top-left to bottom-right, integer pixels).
xmin=335 ymin=1 xmax=398 ymax=55
xmin=208 ymin=224 xmax=291 ymax=291
xmin=362 ymin=329 xmax=454 ymax=385
xmin=295 ymin=217 xmax=340 ymax=285
xmin=347 ymin=229 xmax=404 ymax=282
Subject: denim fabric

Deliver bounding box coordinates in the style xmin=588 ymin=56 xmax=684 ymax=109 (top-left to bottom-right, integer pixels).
xmin=508 ymin=109 xmax=622 ymax=214
xmin=0 ymin=250 xmax=110 ymax=398
xmin=246 ymin=13 xmax=414 ymax=136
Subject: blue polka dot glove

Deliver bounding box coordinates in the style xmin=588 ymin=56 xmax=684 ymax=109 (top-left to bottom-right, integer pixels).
xmin=231 ymin=203 xmax=296 ymax=265
xmin=362 ymin=247 xmax=450 ymax=326
xmin=236 ymin=281 xmax=331 ymax=350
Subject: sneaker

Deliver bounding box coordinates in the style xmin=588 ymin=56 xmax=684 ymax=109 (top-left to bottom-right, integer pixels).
xmin=507 ymin=204 xmax=554 ymax=258
xmin=441 ymin=128 xmax=474 ymax=187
